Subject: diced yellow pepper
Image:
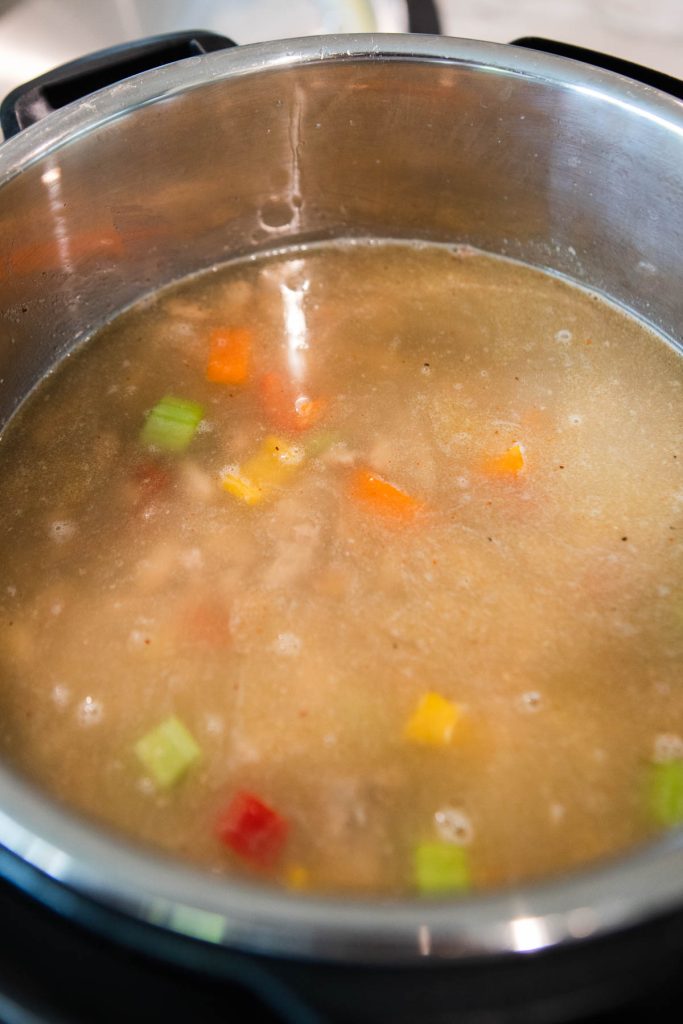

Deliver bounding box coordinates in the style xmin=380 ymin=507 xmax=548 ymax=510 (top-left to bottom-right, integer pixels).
xmin=222 ymin=472 xmax=265 ymax=506
xmin=285 ymin=863 xmax=310 ymax=890
xmin=404 ymin=692 xmax=460 ymax=746
xmin=222 ymin=436 xmax=305 ymax=505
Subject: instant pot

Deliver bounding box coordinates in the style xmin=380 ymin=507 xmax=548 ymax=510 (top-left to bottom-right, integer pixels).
xmin=0 ymin=28 xmax=681 ymax=1023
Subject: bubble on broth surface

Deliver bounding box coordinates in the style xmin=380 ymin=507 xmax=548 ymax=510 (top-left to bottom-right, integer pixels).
xmin=434 ymin=807 xmax=474 ymax=846
xmin=51 ymin=683 xmax=71 ymax=709
xmin=259 ymin=199 xmax=295 ymax=230
xmin=49 ymin=520 xmax=75 ymax=543
xmin=518 ymin=691 xmax=542 ymax=713
xmin=549 ymin=803 xmax=566 ymax=824
xmin=127 ymin=629 xmax=150 ymax=651
xmin=274 ymin=632 xmax=302 ymax=656
xmin=180 ymin=547 xmax=203 ymax=570
xmin=555 ymin=329 xmax=573 ymax=343
xmin=204 ymin=714 xmax=224 ymax=736
xmin=653 ymin=733 xmax=683 ymax=763
xmin=77 ymin=696 xmax=103 ymax=727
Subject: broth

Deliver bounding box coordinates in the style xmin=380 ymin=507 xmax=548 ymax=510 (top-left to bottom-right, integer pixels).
xmin=0 ymin=240 xmax=682 ymax=896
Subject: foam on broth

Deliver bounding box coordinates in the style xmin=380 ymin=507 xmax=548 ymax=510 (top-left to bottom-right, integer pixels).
xmin=0 ymin=240 xmax=682 ymax=896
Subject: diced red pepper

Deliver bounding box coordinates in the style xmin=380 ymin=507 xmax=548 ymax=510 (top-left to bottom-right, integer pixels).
xmin=216 ymin=791 xmax=288 ymax=867
xmin=184 ymin=599 xmax=231 ymax=648
xmin=129 ymin=460 xmax=172 ymax=510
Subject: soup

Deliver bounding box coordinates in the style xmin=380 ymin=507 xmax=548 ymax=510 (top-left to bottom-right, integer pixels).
xmin=0 ymin=240 xmax=682 ymax=897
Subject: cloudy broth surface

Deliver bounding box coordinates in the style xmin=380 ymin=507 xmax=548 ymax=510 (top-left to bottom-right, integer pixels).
xmin=1 ymin=240 xmax=682 ymax=897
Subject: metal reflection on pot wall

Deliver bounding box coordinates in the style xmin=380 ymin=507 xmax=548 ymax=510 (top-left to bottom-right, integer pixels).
xmin=0 ymin=37 xmax=681 ymax=434
xmin=504 ymin=907 xmax=599 ymax=952
xmin=507 ymin=915 xmax=555 ymax=953
xmin=544 ymin=77 xmax=683 ymax=322
xmin=38 ymin=162 xmax=73 ymax=275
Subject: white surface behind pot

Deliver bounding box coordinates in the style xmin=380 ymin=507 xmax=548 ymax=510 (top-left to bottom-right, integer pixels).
xmin=0 ymin=0 xmax=680 ymax=104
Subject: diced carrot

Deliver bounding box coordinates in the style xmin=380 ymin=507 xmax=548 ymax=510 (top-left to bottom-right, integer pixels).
xmin=483 ymin=441 xmax=526 ymax=477
xmin=184 ymin=599 xmax=231 ymax=648
xmin=206 ymin=327 xmax=251 ymax=385
xmin=350 ymin=469 xmax=423 ymax=522
xmin=259 ymin=372 xmax=327 ymax=432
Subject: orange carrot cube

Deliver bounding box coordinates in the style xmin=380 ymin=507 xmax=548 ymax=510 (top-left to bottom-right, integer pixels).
xmin=206 ymin=327 xmax=251 ymax=384
xmin=350 ymin=469 xmax=423 ymax=522
xmin=259 ymin=372 xmax=327 ymax=432
xmin=484 ymin=441 xmax=526 ymax=477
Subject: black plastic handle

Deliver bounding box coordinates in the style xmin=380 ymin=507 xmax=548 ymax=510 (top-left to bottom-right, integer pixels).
xmin=406 ymin=0 xmax=441 ymax=34
xmin=0 ymin=29 xmax=236 ymax=140
xmin=512 ymin=36 xmax=683 ymax=101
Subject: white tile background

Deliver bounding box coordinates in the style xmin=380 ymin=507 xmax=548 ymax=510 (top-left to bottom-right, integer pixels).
xmin=436 ymin=0 xmax=683 ymax=77
xmin=0 ymin=0 xmax=680 ymax=103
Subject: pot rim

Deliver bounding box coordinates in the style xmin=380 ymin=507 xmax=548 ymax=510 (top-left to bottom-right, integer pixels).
xmin=0 ymin=32 xmax=682 ymax=964
xmin=1 ymin=31 xmax=681 ymax=182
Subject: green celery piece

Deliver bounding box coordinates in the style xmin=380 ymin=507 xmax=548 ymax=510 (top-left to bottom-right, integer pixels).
xmin=140 ymin=396 xmax=204 ymax=453
xmin=649 ymin=759 xmax=683 ymax=827
xmin=169 ymin=905 xmax=225 ymax=944
xmin=305 ymin=431 xmax=339 ymax=457
xmin=414 ymin=841 xmax=470 ymax=896
xmin=135 ymin=715 xmax=200 ymax=789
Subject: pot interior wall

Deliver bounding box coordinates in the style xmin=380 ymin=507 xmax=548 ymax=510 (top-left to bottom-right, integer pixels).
xmin=0 ymin=54 xmax=681 ymax=426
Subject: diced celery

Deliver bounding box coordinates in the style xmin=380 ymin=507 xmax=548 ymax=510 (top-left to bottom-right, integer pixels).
xmin=649 ymin=759 xmax=683 ymax=827
xmin=140 ymin=396 xmax=204 ymax=453
xmin=169 ymin=904 xmax=225 ymax=943
xmin=414 ymin=842 xmax=470 ymax=895
xmin=135 ymin=715 xmax=200 ymax=788
xmin=305 ymin=431 xmax=339 ymax=457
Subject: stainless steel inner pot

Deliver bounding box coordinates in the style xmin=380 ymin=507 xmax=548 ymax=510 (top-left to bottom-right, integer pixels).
xmin=0 ymin=33 xmax=681 ymax=967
